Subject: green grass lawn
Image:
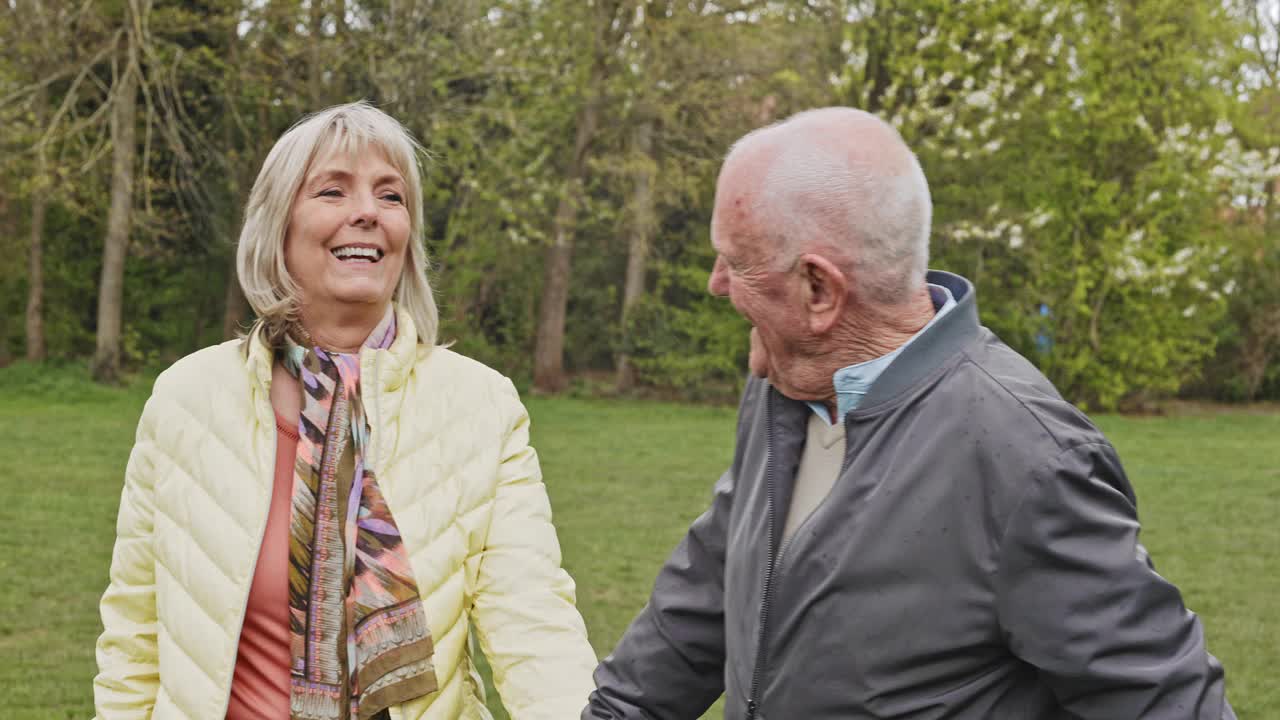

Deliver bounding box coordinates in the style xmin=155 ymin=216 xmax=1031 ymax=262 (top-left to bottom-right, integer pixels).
xmin=1 ymin=364 xmax=1275 ymax=718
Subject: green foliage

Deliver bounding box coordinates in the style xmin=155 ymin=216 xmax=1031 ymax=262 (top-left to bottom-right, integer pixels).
xmin=0 ymin=0 xmax=1275 ymax=408
xmin=625 ymin=248 xmax=751 ymax=400
xmin=916 ymin=0 xmax=1246 ymax=408
xmin=1194 ymin=220 xmax=1280 ymax=401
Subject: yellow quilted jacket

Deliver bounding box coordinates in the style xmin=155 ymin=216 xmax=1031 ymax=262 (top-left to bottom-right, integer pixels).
xmin=93 ymin=307 xmax=598 ymax=719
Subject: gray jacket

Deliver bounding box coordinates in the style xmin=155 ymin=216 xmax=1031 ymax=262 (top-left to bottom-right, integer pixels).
xmin=585 ymin=271 xmax=1234 ymax=720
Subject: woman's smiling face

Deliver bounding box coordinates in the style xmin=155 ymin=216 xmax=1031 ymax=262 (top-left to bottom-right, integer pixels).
xmin=284 ymin=148 xmax=411 ymax=318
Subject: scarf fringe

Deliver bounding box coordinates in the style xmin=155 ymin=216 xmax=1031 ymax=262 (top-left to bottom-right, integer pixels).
xmin=290 ymin=680 xmax=347 ymax=720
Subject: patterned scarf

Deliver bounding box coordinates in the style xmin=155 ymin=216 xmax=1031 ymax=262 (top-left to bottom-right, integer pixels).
xmin=279 ymin=308 xmax=436 ymax=720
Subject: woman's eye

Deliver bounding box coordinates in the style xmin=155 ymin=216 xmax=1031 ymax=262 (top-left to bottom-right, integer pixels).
xmin=318 ymin=188 xmax=342 ymax=198
xmin=382 ymin=192 xmax=403 ymax=203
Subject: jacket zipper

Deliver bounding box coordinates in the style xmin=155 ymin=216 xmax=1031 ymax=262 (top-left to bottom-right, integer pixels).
xmin=747 ymin=391 xmax=779 ymax=720
xmin=747 ymin=404 xmax=857 ymax=719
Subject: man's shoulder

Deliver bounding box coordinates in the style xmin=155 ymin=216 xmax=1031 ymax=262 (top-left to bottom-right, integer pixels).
xmin=942 ymin=332 xmax=1109 ymax=455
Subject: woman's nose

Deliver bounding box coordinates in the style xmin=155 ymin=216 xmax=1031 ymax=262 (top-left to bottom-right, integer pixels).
xmin=349 ymin=191 xmax=379 ymax=227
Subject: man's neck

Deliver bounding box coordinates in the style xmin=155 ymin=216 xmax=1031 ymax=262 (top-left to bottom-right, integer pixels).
xmin=811 ymin=288 xmax=938 ymax=416
xmin=833 ymin=288 xmax=935 ymax=362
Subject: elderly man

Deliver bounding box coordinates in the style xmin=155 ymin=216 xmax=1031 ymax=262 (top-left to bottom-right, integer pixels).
xmin=583 ymin=108 xmax=1234 ymax=719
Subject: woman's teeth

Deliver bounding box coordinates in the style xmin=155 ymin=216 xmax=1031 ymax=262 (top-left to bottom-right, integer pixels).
xmin=331 ymin=246 xmax=381 ymax=262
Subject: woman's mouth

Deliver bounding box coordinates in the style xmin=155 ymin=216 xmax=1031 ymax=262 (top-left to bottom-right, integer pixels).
xmin=330 ymin=245 xmax=384 ymax=263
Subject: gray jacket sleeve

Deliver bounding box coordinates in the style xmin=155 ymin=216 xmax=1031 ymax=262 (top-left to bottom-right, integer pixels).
xmin=582 ymin=469 xmax=733 ymax=720
xmin=995 ymin=441 xmax=1235 ymax=719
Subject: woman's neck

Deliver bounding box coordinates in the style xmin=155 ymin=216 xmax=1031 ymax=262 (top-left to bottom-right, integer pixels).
xmin=297 ymin=302 xmax=390 ymax=353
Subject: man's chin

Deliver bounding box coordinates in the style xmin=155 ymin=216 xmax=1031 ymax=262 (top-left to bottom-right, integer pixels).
xmin=748 ymin=328 xmax=771 ymax=378
xmin=748 ymin=349 xmax=770 ymax=378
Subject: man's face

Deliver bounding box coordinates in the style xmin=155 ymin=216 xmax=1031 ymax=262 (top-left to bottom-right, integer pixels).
xmin=708 ymin=175 xmax=810 ymax=397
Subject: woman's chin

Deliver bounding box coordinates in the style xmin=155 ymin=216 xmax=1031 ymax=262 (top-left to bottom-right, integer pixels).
xmin=318 ymin=282 xmax=395 ymax=310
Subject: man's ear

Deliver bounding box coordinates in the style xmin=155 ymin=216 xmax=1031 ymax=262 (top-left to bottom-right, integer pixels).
xmin=799 ymin=252 xmax=847 ymax=334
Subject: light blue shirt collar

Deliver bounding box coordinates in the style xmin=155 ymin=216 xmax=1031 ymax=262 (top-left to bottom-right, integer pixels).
xmin=808 ymin=284 xmax=957 ymax=424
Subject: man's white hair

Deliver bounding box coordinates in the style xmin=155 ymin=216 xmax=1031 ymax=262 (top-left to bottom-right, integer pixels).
xmin=236 ymin=100 xmax=439 ymax=346
xmin=729 ymin=107 xmax=931 ymax=305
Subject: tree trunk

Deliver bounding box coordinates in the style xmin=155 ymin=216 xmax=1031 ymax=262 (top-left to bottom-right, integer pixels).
xmin=615 ymin=117 xmax=655 ymax=391
xmin=92 ymin=48 xmax=139 ymax=383
xmin=534 ymin=219 xmax=574 ymax=393
xmin=25 ymin=85 xmax=49 ymax=362
xmin=0 ymin=195 xmax=12 ymax=366
xmin=0 ymin=307 xmax=9 ymax=368
xmin=308 ymin=0 xmax=324 ymax=107
xmin=532 ymin=93 xmax=601 ymax=393
xmin=222 ymin=250 xmax=249 ymax=339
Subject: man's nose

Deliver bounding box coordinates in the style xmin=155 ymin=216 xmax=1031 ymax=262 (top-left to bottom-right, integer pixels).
xmin=708 ymin=256 xmax=728 ymax=296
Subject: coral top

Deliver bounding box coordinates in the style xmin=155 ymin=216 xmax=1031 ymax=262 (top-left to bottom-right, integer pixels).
xmin=225 ymin=413 xmax=296 ymax=719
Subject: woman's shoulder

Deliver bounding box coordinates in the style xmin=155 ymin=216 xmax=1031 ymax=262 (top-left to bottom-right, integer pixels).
xmin=414 ymin=345 xmax=518 ymax=397
xmin=130 ymin=340 xmax=255 ymax=443
xmin=149 ymin=339 xmax=253 ymax=403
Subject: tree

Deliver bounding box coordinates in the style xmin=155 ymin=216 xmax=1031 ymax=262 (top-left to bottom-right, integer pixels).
xmin=93 ymin=1 xmax=142 ymax=382
xmin=615 ymin=114 xmax=655 ymax=390
xmin=2 ymin=0 xmax=118 ymax=362
xmin=532 ymin=0 xmax=628 ymax=393
xmin=606 ymin=4 xmax=815 ymax=394
xmin=917 ymin=0 xmax=1258 ymax=408
xmin=25 ymin=82 xmax=49 ymax=362
xmin=1196 ymin=0 xmax=1280 ymax=401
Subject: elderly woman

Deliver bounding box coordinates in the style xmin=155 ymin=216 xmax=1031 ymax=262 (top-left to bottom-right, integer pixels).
xmin=92 ymin=102 xmax=597 ymax=720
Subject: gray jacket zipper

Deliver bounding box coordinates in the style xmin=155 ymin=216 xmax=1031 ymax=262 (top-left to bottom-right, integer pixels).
xmin=747 ymin=391 xmax=780 ymax=720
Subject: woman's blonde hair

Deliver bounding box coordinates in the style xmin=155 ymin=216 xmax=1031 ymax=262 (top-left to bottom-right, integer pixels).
xmin=236 ymin=100 xmax=438 ymax=346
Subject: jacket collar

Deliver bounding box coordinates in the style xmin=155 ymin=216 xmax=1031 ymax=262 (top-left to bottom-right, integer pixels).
xmin=767 ymin=269 xmax=981 ymax=418
xmin=853 ymin=269 xmax=980 ymax=411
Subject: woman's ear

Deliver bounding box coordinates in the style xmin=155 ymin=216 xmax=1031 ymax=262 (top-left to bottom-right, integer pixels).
xmin=799 ymin=252 xmax=848 ymax=334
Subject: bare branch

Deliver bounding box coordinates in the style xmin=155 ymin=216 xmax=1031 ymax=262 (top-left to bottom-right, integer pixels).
xmin=36 ymin=30 xmax=124 ymax=151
